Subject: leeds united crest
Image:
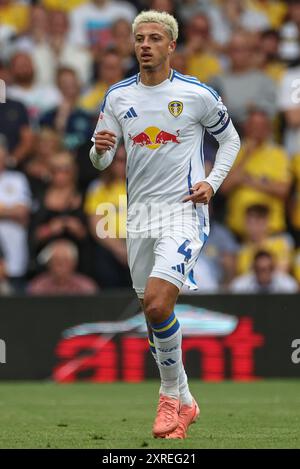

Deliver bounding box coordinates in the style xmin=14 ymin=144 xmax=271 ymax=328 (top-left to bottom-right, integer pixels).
xmin=168 ymin=101 xmax=183 ymax=117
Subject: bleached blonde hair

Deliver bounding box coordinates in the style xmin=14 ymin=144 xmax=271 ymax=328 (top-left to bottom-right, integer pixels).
xmin=132 ymin=10 xmax=178 ymax=41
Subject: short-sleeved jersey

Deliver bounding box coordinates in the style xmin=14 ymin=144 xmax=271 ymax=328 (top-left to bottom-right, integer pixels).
xmin=92 ymin=70 xmax=231 ymax=234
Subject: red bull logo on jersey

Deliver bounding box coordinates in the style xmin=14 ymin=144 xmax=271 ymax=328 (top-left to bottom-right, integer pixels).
xmin=129 ymin=126 xmax=180 ymax=150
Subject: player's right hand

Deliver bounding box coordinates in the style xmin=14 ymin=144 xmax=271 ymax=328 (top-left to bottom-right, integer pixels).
xmin=95 ymin=130 xmax=117 ymax=153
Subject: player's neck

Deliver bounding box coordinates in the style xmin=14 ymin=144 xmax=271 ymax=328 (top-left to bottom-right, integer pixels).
xmin=139 ymin=65 xmax=171 ymax=86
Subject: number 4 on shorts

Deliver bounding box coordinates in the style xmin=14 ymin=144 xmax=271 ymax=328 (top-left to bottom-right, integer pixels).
xmin=178 ymin=239 xmax=192 ymax=262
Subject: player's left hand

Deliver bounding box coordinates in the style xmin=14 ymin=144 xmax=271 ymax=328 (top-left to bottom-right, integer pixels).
xmin=182 ymin=181 xmax=214 ymax=204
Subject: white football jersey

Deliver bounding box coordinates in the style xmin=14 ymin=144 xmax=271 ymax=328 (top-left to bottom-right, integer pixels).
xmin=92 ymin=69 xmax=233 ymax=235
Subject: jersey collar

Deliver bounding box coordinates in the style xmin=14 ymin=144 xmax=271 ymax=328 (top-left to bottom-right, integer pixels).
xmin=136 ymin=68 xmax=175 ymax=85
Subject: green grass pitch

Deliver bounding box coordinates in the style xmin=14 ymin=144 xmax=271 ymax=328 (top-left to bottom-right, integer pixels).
xmin=0 ymin=380 xmax=299 ymax=449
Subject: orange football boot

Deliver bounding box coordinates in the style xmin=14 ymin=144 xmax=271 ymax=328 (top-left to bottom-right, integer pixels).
xmin=165 ymin=398 xmax=200 ymax=439
xmin=152 ymin=395 xmax=180 ymax=438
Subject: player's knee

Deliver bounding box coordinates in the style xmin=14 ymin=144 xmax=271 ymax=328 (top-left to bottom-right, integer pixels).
xmin=144 ymin=299 xmax=168 ymax=324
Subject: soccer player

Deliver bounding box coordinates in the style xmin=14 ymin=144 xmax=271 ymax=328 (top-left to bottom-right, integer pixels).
xmin=90 ymin=10 xmax=240 ymax=439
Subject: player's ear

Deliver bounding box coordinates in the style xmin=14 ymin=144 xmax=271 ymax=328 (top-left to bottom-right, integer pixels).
xmin=169 ymin=41 xmax=176 ymax=54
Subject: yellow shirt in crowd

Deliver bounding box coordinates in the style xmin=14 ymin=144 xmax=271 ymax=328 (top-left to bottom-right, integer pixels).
xmin=237 ymin=235 xmax=293 ymax=275
xmin=247 ymin=0 xmax=287 ymax=29
xmin=226 ymin=143 xmax=291 ymax=237
xmin=291 ymin=153 xmax=300 ymax=230
xmin=84 ymin=180 xmax=127 ymax=239
xmin=264 ymin=62 xmax=287 ymax=84
xmin=186 ymin=53 xmax=222 ymax=84
xmin=42 ymin=0 xmax=87 ymax=11
xmin=293 ymin=248 xmax=300 ymax=284
xmin=79 ymin=82 xmax=108 ymax=115
xmin=0 ymin=2 xmax=29 ymax=33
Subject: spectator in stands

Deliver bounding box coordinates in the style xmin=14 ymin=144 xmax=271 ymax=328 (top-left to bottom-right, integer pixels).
xmin=0 ymin=140 xmax=31 ymax=291
xmin=290 ymin=152 xmax=300 ymax=246
xmin=84 ymin=143 xmax=131 ymax=288
xmin=149 ymin=0 xmax=176 ymax=15
xmin=279 ymin=0 xmax=300 ymax=62
xmin=80 ymin=50 xmax=125 ymax=116
xmin=0 ymin=243 xmax=13 ymax=295
xmin=110 ymin=19 xmax=137 ymax=76
xmin=236 ymin=204 xmax=294 ymax=275
xmin=8 ymin=52 xmax=61 ymax=126
xmin=14 ymin=4 xmax=49 ymax=54
xmin=0 ymin=0 xmax=29 ymax=35
xmin=15 ymin=7 xmax=92 ymax=88
xmin=207 ymin=0 xmax=270 ymax=47
xmin=28 ymin=239 xmax=98 ymax=295
xmin=30 ymin=151 xmax=90 ymax=275
xmin=176 ymin=0 xmax=208 ymax=25
xmin=211 ymin=31 xmax=277 ymax=129
xmin=278 ymin=65 xmax=300 ymax=158
xmin=0 ymin=96 xmax=34 ymax=167
xmin=24 ymin=129 xmax=62 ymax=200
xmin=221 ymin=110 xmax=291 ymax=238
xmin=183 ymin=13 xmax=223 ymax=83
xmin=0 ymin=23 xmax=16 ymax=63
xmin=257 ymin=29 xmax=287 ymax=83
xmin=205 ymin=219 xmax=239 ymax=288
xmin=68 ymin=0 xmax=137 ymax=49
xmin=0 ymin=60 xmax=35 ymax=166
xmin=47 ymin=8 xmax=92 ymax=87
xmin=293 ymin=247 xmax=300 ymax=286
xmin=42 ymin=0 xmax=86 ymax=13
xmin=247 ymin=0 xmax=287 ymax=30
xmin=40 ymin=67 xmax=93 ymax=151
xmin=230 ymin=250 xmax=298 ymax=293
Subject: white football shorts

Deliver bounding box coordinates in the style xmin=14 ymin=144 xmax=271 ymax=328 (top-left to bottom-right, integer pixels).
xmin=126 ymin=225 xmax=210 ymax=299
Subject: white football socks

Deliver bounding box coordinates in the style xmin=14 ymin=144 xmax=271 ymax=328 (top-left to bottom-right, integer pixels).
xmin=149 ymin=312 xmax=193 ymax=405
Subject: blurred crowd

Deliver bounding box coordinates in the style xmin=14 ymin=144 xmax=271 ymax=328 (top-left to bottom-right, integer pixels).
xmin=1 ymin=0 xmax=300 ymax=295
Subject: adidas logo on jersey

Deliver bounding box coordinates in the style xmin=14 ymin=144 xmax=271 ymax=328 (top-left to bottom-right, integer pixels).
xmin=171 ymin=263 xmax=185 ymax=275
xmin=124 ymin=107 xmax=138 ymax=119
xmin=160 ymin=359 xmax=176 ymax=367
